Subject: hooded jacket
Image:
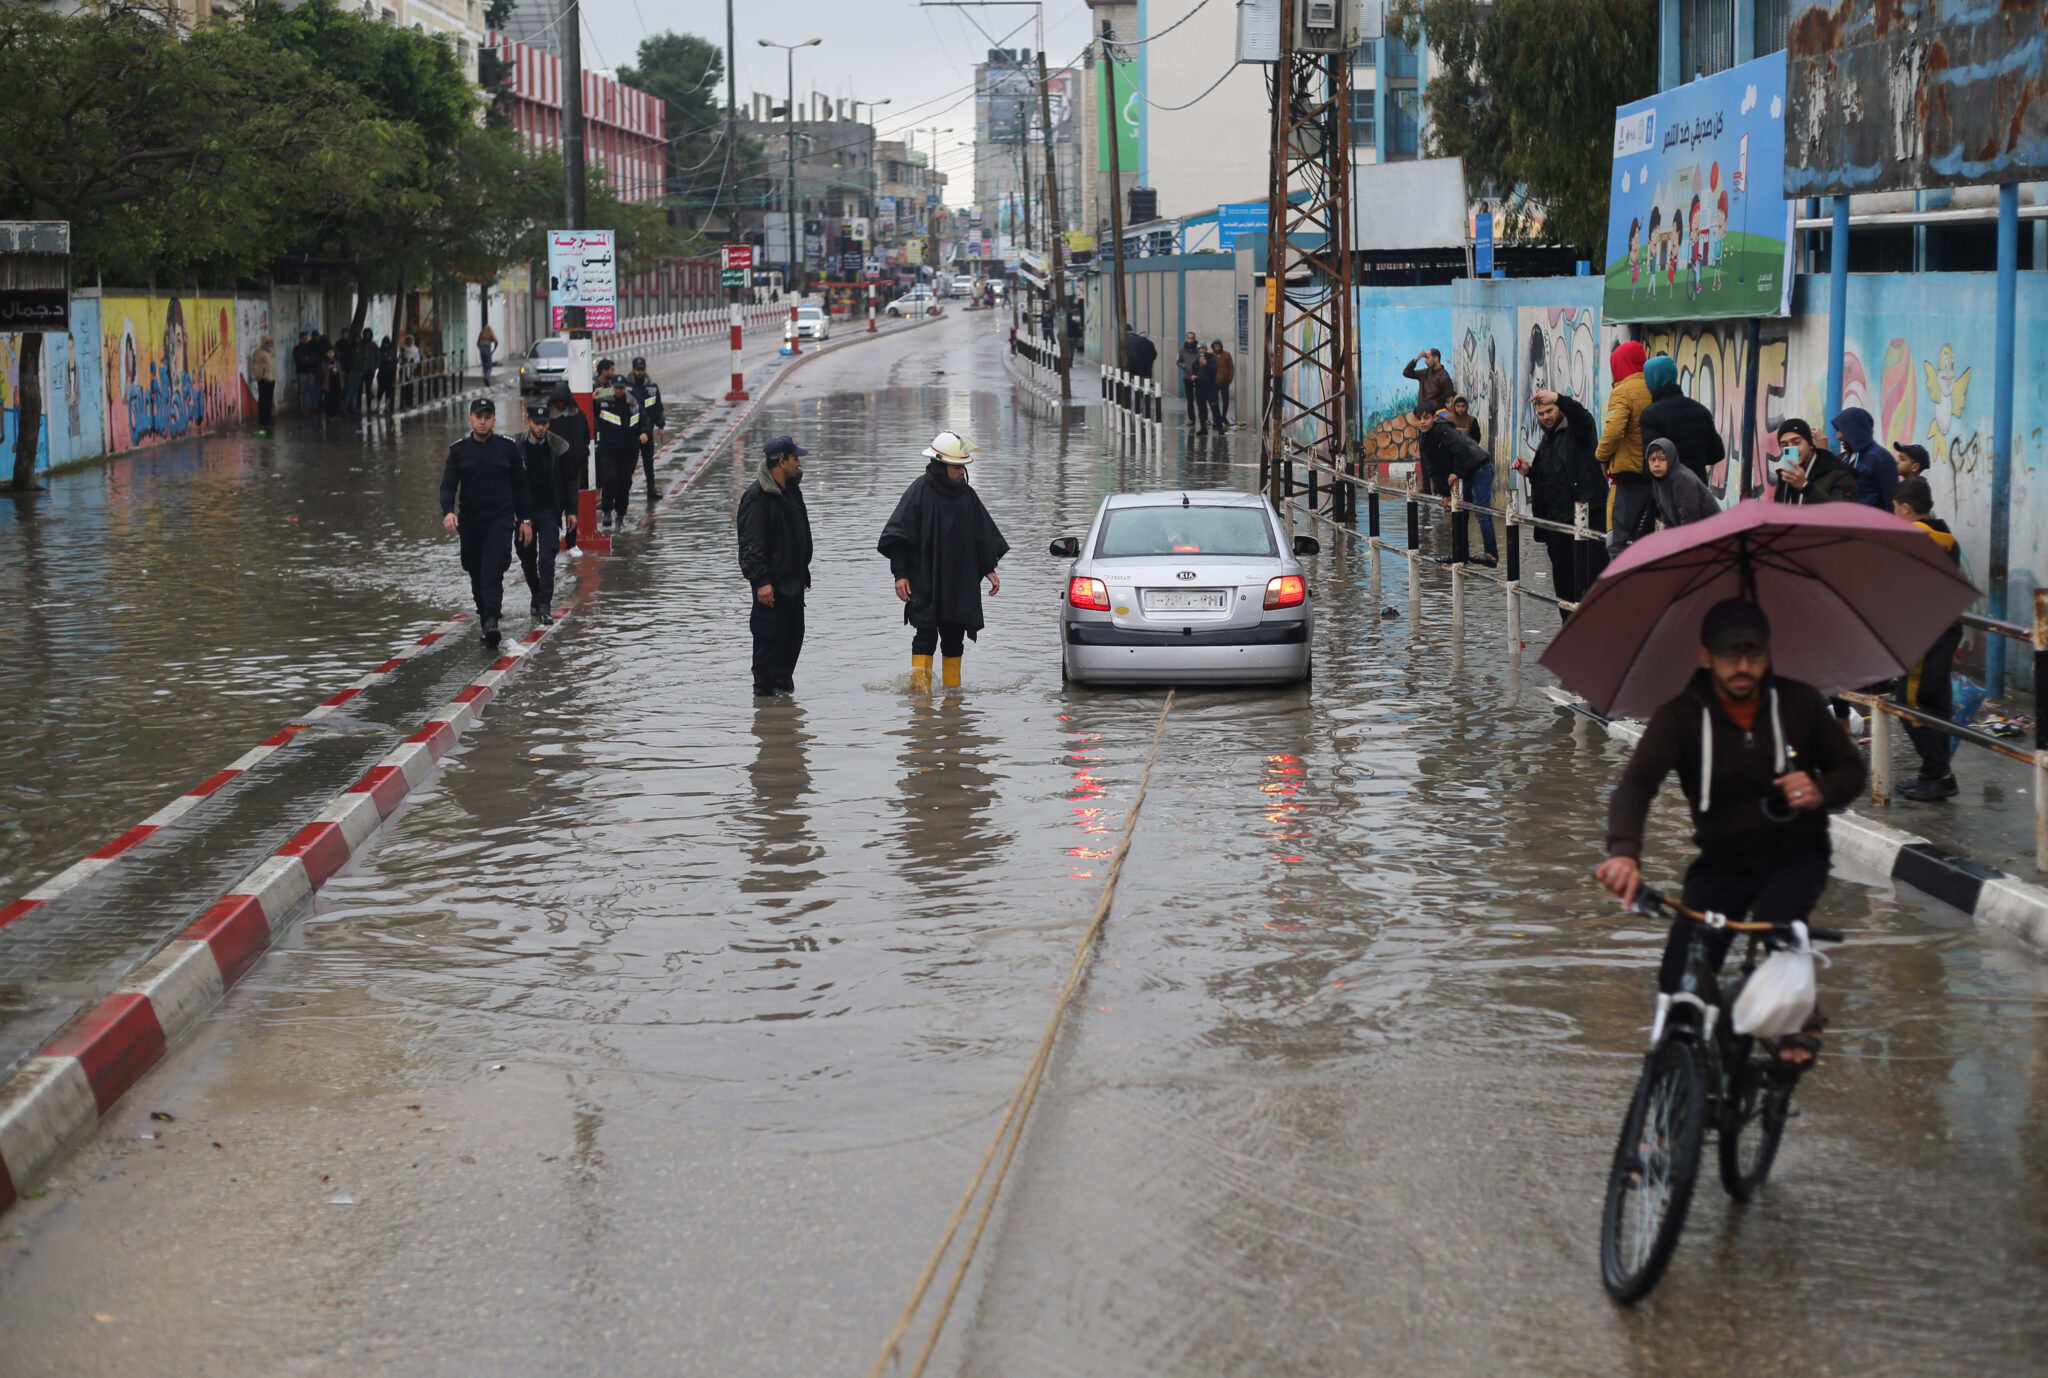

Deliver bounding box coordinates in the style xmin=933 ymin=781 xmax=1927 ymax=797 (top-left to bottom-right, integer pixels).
xmin=736 ymin=461 xmax=814 ymax=596
xmin=1595 ymin=341 xmax=1650 ymax=481
xmin=878 ymin=462 xmax=1011 ymax=635
xmin=1648 ymin=440 xmax=1721 ymax=527
xmin=1420 ymin=416 xmax=1490 ymax=487
xmin=514 ymin=427 xmax=576 ymax=517
xmin=1527 ymin=393 xmax=1606 ymax=530
xmin=1830 ymin=407 xmax=1900 ymax=509
xmin=1607 ymin=669 xmax=1866 ymax=866
xmin=1639 ymin=355 xmax=1726 ymax=485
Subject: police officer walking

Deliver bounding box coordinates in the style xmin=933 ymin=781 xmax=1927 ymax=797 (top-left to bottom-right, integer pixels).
xmin=624 ymin=356 xmax=666 ymax=503
xmin=736 ymin=435 xmax=814 ymax=698
xmin=439 ymin=398 xmax=533 ymax=646
xmin=593 ymin=361 xmax=646 ymax=530
xmin=547 ymin=381 xmax=591 ymax=494
xmin=514 ymin=402 xmax=577 ymax=624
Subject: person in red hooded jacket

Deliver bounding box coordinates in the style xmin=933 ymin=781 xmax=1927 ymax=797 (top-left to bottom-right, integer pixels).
xmin=1595 ymin=340 xmax=1653 ymax=555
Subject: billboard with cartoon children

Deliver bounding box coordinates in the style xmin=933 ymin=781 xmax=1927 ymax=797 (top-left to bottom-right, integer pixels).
xmin=1602 ymin=54 xmax=1795 ymax=325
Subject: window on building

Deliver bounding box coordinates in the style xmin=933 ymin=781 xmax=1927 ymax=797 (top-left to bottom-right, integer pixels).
xmin=1678 ymin=0 xmax=1735 ymax=81
xmin=1753 ymin=0 xmax=1789 ymax=56
xmin=1352 ymin=39 xmax=1376 ymax=67
xmin=1348 ymin=89 xmax=1376 ymax=148
xmin=1386 ymin=34 xmax=1420 ymax=80
xmin=1388 ymin=91 xmax=1422 ymax=158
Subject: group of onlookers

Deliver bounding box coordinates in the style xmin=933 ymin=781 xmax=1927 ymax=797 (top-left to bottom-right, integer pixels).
xmin=1116 ymin=329 xmax=1238 ymax=435
xmin=290 ymin=328 xmax=418 ymax=417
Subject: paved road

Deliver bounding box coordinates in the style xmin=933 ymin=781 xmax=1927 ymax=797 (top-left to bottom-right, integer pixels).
xmin=1 ymin=312 xmax=2044 ymax=1375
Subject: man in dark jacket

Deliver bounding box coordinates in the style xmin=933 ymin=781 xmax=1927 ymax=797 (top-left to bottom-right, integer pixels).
xmin=625 ymin=356 xmax=666 ymax=502
xmin=1831 ymin=406 xmax=1900 ymax=509
xmin=1176 ymin=332 xmax=1202 ymax=413
xmin=292 ymin=331 xmax=318 ymax=412
xmin=1123 ymin=329 xmax=1158 ymax=382
xmin=439 ymin=398 xmax=533 ymax=646
xmin=1597 ymin=600 xmax=1865 ymax=1068
xmin=1892 ymin=476 xmax=1963 ymax=801
xmin=1419 ymin=410 xmax=1497 ymax=566
xmin=1403 ymin=348 xmax=1454 ymax=418
xmin=548 ymin=382 xmax=592 ymax=492
xmin=1638 ymin=354 xmax=1725 ymax=486
xmin=592 ymin=367 xmax=646 ymax=529
xmin=737 ymin=434 xmax=815 ymax=697
xmin=1770 ymin=419 xmax=1855 ymax=504
xmin=878 ymin=430 xmax=1010 ymax=690
xmin=1516 ymin=388 xmax=1607 ymax=616
xmin=1191 ymin=348 xmax=1221 ymax=434
xmin=514 ymin=402 xmax=576 ymax=624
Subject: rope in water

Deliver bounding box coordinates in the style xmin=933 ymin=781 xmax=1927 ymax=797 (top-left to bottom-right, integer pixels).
xmin=867 ymin=690 xmax=1178 ymax=1378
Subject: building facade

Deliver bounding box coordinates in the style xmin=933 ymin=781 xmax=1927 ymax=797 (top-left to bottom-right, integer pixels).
xmin=487 ymin=32 xmax=666 ymax=205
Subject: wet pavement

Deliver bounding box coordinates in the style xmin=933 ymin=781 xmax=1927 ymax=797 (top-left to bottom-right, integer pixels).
xmin=1 ymin=312 xmax=2045 ymax=1375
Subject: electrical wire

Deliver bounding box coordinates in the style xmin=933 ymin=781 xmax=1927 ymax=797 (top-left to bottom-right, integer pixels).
xmin=1107 ymin=0 xmax=1214 ymax=46
xmin=1129 ymin=58 xmax=1242 ymax=111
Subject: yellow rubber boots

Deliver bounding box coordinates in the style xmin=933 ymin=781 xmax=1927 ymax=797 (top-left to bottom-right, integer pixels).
xmin=941 ymin=656 xmax=962 ymax=687
xmin=910 ymin=654 xmax=934 ymax=690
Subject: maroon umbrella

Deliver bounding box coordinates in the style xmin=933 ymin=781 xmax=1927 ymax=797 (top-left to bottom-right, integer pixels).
xmin=1538 ymin=499 xmax=1980 ymax=719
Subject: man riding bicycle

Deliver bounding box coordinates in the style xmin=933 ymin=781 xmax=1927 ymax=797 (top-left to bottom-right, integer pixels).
xmin=1594 ymin=599 xmax=1866 ymax=1069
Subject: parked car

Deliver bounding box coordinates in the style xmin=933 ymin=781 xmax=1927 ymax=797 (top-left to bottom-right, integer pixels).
xmin=886 ymin=288 xmax=938 ymax=318
xmin=1051 ymin=491 xmax=1318 ymax=686
xmin=518 ymin=337 xmax=571 ymax=394
xmin=793 ymin=304 xmax=831 ymax=341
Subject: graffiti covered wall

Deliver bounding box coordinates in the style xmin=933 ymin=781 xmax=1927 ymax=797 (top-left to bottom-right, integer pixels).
xmin=0 ymin=303 xmax=106 ymax=474
xmin=1352 ymin=284 xmax=1451 ymax=460
xmin=101 ymin=296 xmax=244 ymax=453
xmin=234 ymin=298 xmax=271 ymax=420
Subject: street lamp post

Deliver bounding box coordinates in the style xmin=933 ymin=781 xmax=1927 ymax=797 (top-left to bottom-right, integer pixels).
xmin=758 ymin=37 xmax=820 ymax=306
xmin=852 ymin=98 xmax=891 ymax=332
xmin=912 ymin=127 xmax=952 ymax=286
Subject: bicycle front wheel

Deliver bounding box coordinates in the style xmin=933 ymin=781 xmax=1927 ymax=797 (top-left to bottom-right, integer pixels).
xmin=1601 ymin=1037 xmax=1707 ymax=1303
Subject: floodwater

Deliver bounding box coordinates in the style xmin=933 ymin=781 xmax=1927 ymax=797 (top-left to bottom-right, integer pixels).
xmin=1 ymin=313 xmax=2044 ymax=1376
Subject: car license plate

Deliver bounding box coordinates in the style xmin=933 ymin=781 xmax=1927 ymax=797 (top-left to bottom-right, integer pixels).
xmin=1142 ymin=590 xmax=1227 ymax=612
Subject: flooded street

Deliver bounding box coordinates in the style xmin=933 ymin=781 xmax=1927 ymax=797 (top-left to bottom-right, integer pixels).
xmin=2 ymin=313 xmax=2044 ymax=1375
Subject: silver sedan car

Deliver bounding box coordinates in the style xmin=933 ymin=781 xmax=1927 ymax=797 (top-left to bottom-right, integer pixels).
xmin=1051 ymin=491 xmax=1318 ymax=686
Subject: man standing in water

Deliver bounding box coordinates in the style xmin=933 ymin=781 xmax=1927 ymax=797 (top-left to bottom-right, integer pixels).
xmin=878 ymin=431 xmax=1010 ymax=690
xmin=737 ymin=435 xmax=814 ymax=698
xmin=439 ymin=398 xmax=533 ymax=647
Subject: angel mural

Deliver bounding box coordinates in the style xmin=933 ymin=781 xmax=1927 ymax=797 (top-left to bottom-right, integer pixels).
xmin=1922 ymin=344 xmax=1971 ymax=468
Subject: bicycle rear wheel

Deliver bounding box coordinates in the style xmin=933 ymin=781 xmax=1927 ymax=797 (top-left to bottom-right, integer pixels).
xmin=1718 ymin=1046 xmax=1790 ymax=1202
xmin=1601 ymin=1037 xmax=1707 ymax=1303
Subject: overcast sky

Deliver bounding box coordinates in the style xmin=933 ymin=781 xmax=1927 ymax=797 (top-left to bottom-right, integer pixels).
xmin=570 ymin=0 xmax=1097 ymax=204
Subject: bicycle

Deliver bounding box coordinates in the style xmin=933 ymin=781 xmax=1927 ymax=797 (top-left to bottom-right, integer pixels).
xmin=1598 ymin=885 xmax=1844 ymax=1303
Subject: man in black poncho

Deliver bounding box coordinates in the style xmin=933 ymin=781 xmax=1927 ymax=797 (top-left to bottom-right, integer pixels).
xmin=878 ymin=431 xmax=1010 ymax=690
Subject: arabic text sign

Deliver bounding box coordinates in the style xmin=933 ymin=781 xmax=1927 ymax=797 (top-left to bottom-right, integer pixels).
xmin=1602 ymin=54 xmax=1793 ymax=324
xmin=1216 ymin=201 xmax=1268 ymax=249
xmin=547 ymin=229 xmax=616 ymax=330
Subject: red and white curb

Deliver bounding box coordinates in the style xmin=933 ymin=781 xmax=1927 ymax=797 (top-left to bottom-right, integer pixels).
xmin=0 ymin=615 xmax=472 ymax=932
xmin=0 ymin=617 xmax=565 ymax=1211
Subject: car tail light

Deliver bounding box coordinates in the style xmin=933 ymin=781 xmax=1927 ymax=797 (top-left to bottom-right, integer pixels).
xmin=1068 ymin=576 xmax=1112 ymax=611
xmin=1264 ymin=574 xmax=1306 ymax=609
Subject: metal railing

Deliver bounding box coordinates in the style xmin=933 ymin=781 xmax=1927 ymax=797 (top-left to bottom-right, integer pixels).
xmin=1280 ymin=452 xmax=2048 ymax=872
xmin=1099 ymin=365 xmax=1162 ymax=449
xmin=589 ymin=304 xmax=787 ymax=357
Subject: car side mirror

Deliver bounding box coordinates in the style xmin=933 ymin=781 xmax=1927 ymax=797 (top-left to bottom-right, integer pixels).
xmin=1049 ymin=536 xmax=1081 ymax=559
xmin=1292 ymin=535 xmax=1321 ymax=556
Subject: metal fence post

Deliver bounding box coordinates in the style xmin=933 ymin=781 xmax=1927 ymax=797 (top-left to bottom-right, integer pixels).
xmin=1870 ymin=705 xmax=1893 ymax=805
xmin=1451 ymin=563 xmax=1465 ymax=642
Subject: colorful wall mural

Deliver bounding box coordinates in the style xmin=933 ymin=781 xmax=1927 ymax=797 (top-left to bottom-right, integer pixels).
xmin=0 ymin=305 xmax=106 ymax=474
xmin=1351 ymin=284 xmax=1451 ymax=460
xmin=101 ymin=295 xmax=245 ymax=453
xmin=234 ymin=298 xmax=271 ymax=420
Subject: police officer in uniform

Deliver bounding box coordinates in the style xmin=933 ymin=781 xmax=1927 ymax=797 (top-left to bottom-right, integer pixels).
xmin=514 ymin=402 xmax=576 ymax=624
xmin=593 ymin=365 xmax=646 ymax=529
xmin=625 ymin=356 xmax=666 ymax=502
xmin=439 ymin=397 xmax=533 ymax=646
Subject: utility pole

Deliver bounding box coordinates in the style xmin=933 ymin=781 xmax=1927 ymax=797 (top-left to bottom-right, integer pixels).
xmin=722 ymin=0 xmax=736 ymax=244
xmin=759 ymin=38 xmax=822 ymax=299
xmin=1037 ymin=48 xmax=1070 ymax=400
xmin=1100 ymin=22 xmax=1128 ymax=372
xmin=561 ymin=0 xmax=586 ymax=334
xmin=1260 ymin=0 xmax=1358 ymax=508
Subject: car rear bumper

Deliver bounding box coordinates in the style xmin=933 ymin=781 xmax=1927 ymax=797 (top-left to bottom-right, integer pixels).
xmin=1063 ymin=618 xmax=1310 ymax=683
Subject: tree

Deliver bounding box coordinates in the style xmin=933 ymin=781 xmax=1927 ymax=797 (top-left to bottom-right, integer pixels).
xmin=1392 ymin=0 xmax=1656 ymax=260
xmin=618 ymin=31 xmax=764 ymax=233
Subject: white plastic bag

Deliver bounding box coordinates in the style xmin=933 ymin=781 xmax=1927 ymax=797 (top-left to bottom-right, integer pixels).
xmin=1732 ymin=947 xmax=1818 ymax=1038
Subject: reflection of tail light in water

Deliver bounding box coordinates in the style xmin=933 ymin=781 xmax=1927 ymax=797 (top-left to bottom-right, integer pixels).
xmin=1263 ymin=753 xmax=1308 ymax=844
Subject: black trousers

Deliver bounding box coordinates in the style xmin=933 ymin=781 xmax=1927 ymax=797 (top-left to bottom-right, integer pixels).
xmin=1663 ymin=850 xmax=1831 ymax=995
xmin=256 ymin=380 xmax=274 ymax=424
xmin=518 ymin=510 xmax=562 ymax=613
xmin=1539 ymin=531 xmax=1608 ymax=618
xmin=1194 ymin=387 xmax=1223 ymax=431
xmin=458 ymin=515 xmax=515 ymax=623
xmin=751 ymin=590 xmax=805 ymax=692
xmin=1897 ymin=624 xmax=1961 ymax=777
xmin=637 ymin=437 xmax=658 ymax=499
xmin=911 ymin=622 xmax=968 ymax=657
xmin=1608 ymin=479 xmax=1654 ymax=555
xmin=597 ymin=448 xmax=634 ymax=517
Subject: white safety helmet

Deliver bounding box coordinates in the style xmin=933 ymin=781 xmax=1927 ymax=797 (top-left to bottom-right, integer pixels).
xmin=923 ymin=431 xmax=981 ymax=464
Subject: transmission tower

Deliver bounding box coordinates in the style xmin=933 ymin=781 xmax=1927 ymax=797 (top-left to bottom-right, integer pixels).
xmin=1259 ymin=0 xmax=1360 ymax=513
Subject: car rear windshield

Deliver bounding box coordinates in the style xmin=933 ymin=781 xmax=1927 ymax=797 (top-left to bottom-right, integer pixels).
xmin=533 ymin=340 xmax=568 ymax=358
xmin=1095 ymin=506 xmax=1275 ymax=558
